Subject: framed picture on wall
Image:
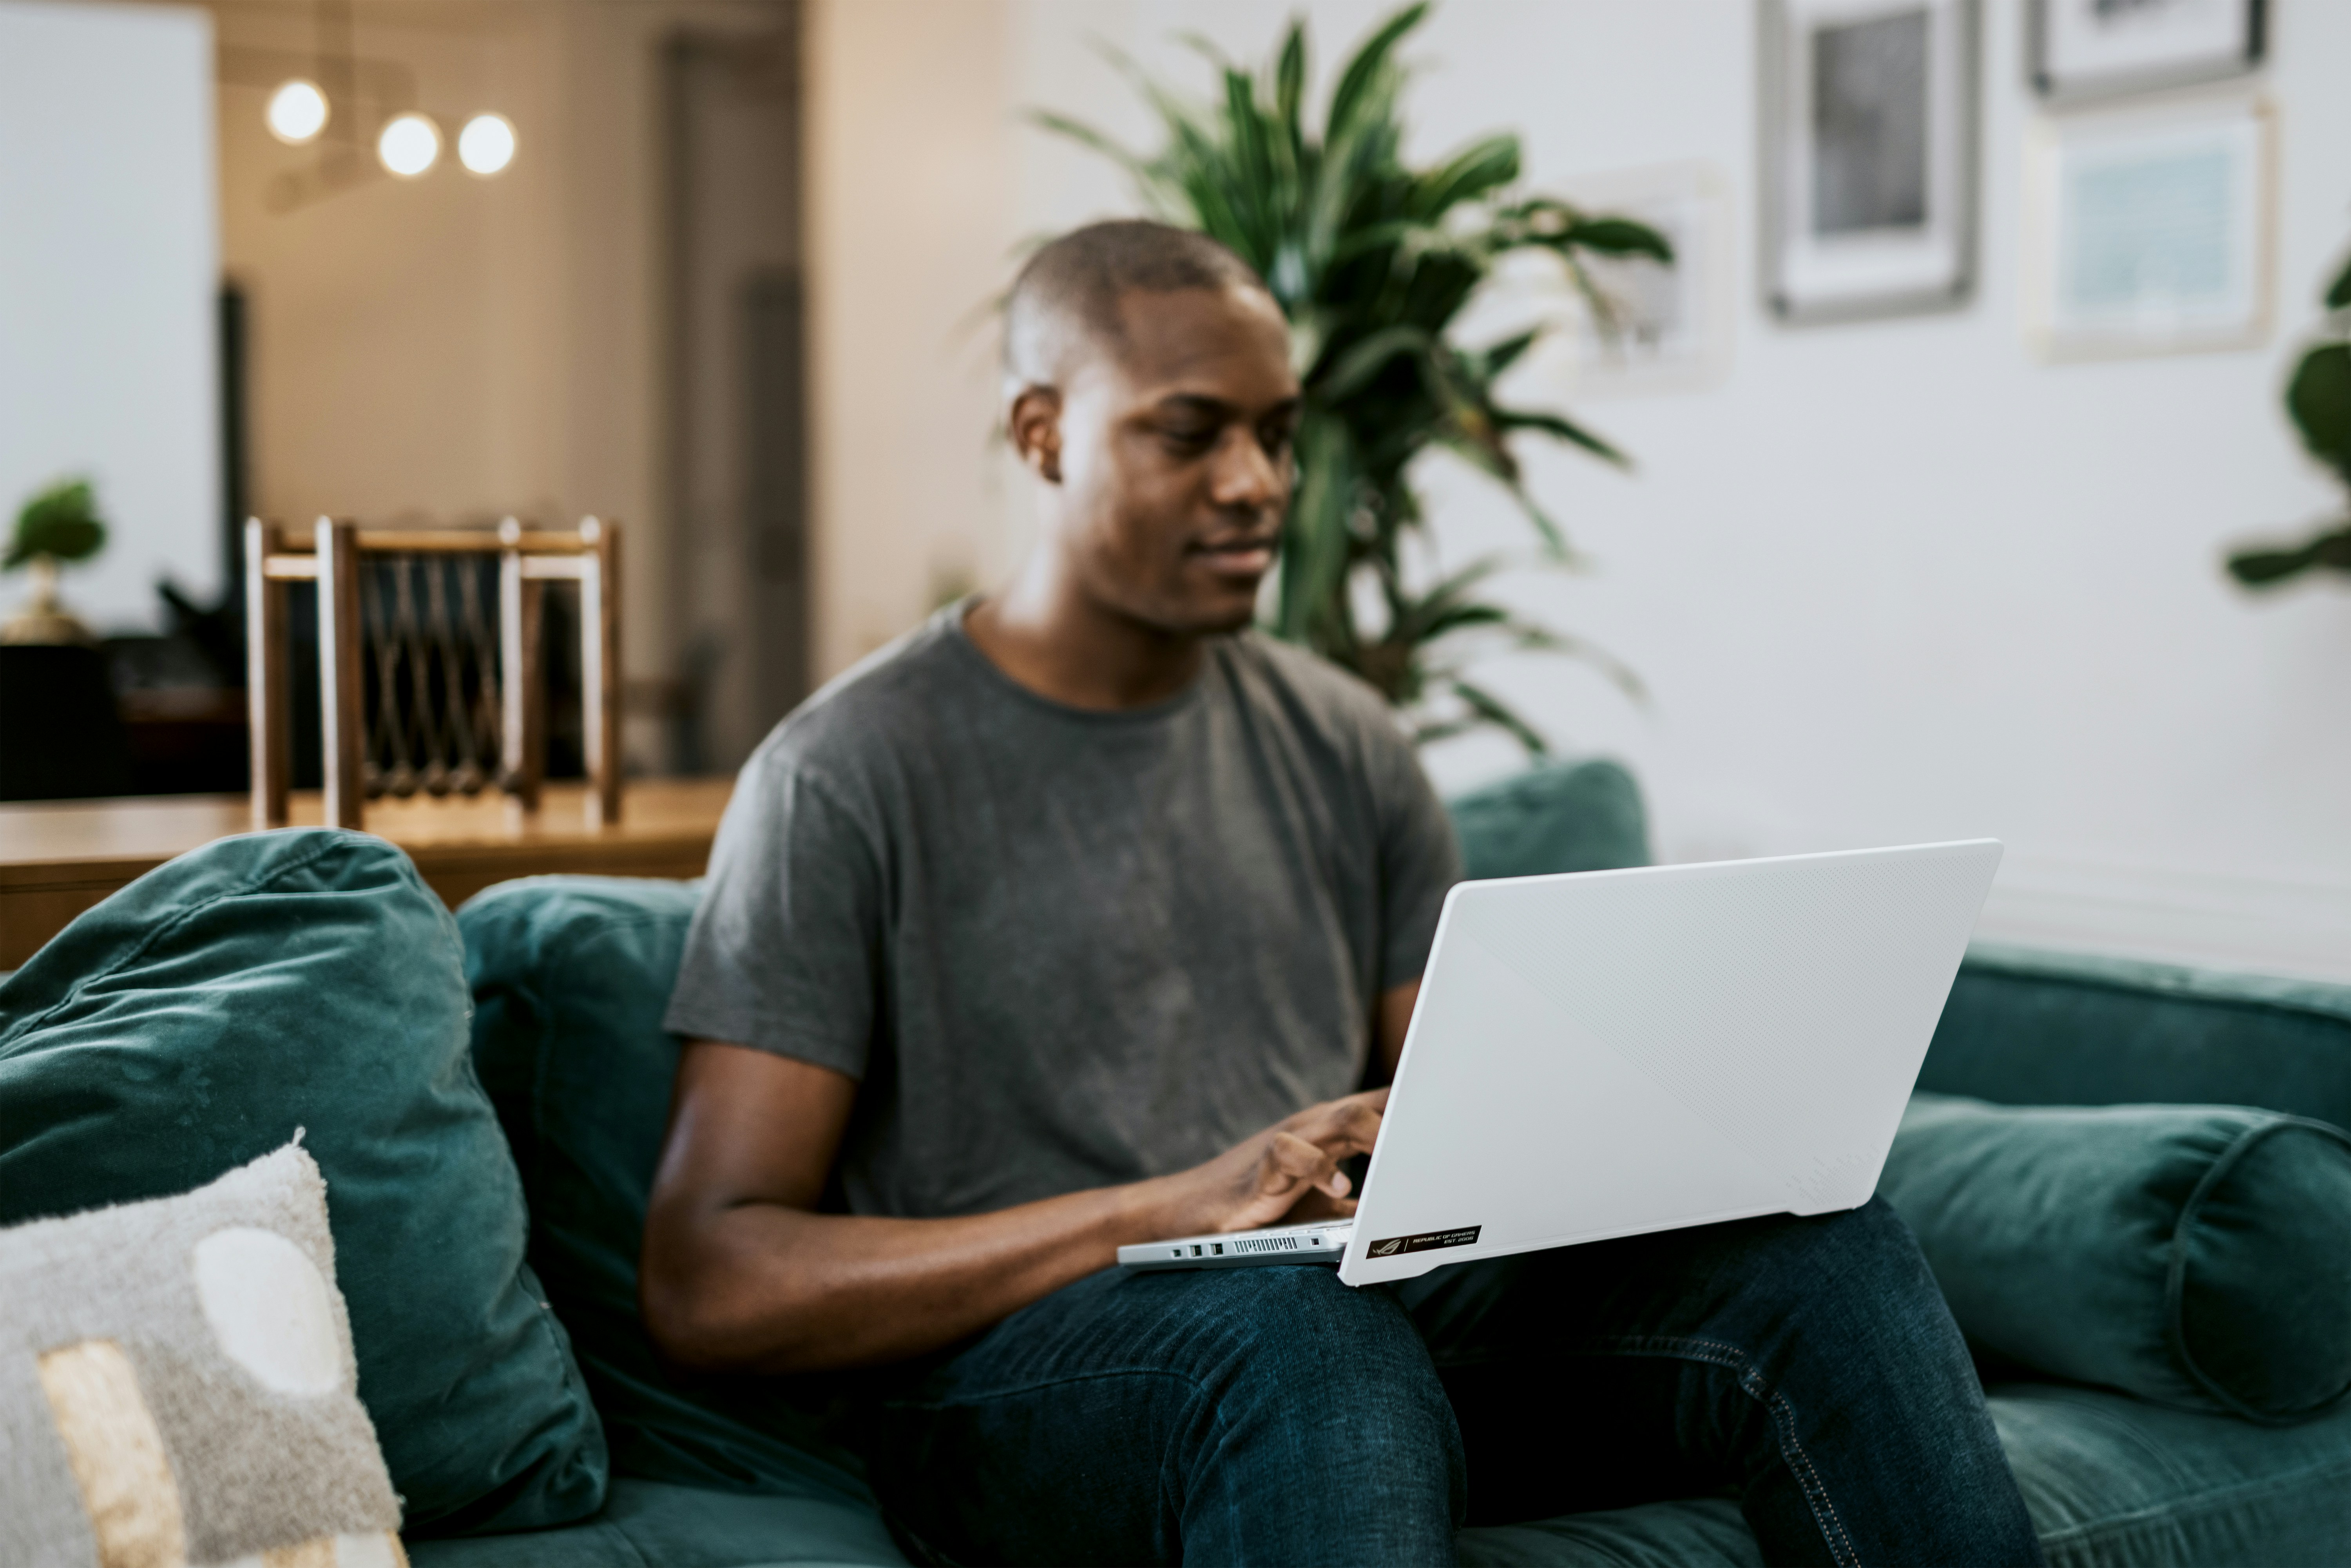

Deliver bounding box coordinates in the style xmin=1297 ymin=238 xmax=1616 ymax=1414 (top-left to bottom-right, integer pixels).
xmin=2030 ymin=0 xmax=2264 ymax=104
xmin=1760 ymin=0 xmax=1980 ymax=324
xmin=2023 ymin=93 xmax=2274 ymax=359
xmin=1555 ymin=163 xmax=1735 ymax=398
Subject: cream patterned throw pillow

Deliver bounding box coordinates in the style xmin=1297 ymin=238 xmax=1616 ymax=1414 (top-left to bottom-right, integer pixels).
xmin=0 ymin=1140 xmax=405 ymax=1568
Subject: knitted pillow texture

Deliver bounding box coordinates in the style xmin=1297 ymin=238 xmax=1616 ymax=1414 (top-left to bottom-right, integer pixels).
xmin=0 ymin=1141 xmax=406 ymax=1568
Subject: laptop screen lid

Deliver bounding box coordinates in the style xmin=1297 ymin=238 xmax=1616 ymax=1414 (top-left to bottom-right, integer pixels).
xmin=1339 ymin=840 xmax=2001 ymax=1286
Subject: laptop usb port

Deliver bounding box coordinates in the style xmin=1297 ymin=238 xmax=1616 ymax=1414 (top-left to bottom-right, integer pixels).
xmin=1210 ymin=1243 xmax=1224 ymax=1255
xmin=1189 ymin=1244 xmax=1201 ymax=1256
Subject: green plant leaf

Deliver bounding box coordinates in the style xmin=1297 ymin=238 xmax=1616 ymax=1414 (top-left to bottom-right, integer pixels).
xmin=1023 ymin=110 xmax=1150 ymax=180
xmin=1562 ymin=215 xmax=1674 ymax=263
xmin=1315 ymin=324 xmax=1439 ymax=401
xmin=1326 ymin=2 xmax=1429 ymax=149
xmin=1505 ymin=622 xmax=1648 ymax=700
xmin=1325 ymin=216 xmax=1423 ymax=267
xmin=1279 ymin=418 xmax=1366 ymax=650
xmin=1493 ymin=406 xmax=1628 ymax=467
xmin=1471 ymin=328 xmax=1542 ymax=380
xmin=1173 ymin=31 xmax=1234 ymax=71
xmin=1448 ymin=677 xmax=1551 ymax=757
xmin=2226 ymin=520 xmax=2351 ymax=586
xmin=1387 ymin=556 xmax=1507 ymax=642
xmin=1275 ymin=24 xmax=1307 ymax=148
xmin=1407 ymin=135 xmax=1520 ymax=221
xmin=7 ymin=478 xmax=106 ymax=570
xmin=2286 ymin=342 xmax=2351 ymax=485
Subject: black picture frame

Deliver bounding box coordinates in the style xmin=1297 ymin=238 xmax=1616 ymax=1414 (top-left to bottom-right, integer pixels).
xmin=2029 ymin=0 xmax=2265 ymax=104
xmin=1760 ymin=0 xmax=1981 ymax=325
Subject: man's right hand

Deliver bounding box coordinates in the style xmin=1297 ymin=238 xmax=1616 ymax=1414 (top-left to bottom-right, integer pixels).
xmin=1152 ymin=1089 xmax=1387 ymax=1237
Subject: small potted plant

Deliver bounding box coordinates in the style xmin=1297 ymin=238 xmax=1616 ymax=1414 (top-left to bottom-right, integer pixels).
xmin=2 ymin=478 xmax=108 ymax=646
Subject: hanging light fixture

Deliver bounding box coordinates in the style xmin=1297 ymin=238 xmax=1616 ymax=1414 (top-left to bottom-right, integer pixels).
xmin=457 ymin=113 xmax=517 ymax=176
xmin=265 ymin=79 xmax=330 ymax=144
xmin=377 ymin=112 xmax=440 ymax=177
xmin=225 ymin=0 xmax=520 ymax=209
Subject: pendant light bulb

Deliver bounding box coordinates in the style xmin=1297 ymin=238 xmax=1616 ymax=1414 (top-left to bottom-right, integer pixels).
xmin=378 ymin=113 xmax=441 ymax=177
xmin=458 ymin=113 xmax=517 ymax=176
xmin=266 ymin=80 xmax=330 ymax=145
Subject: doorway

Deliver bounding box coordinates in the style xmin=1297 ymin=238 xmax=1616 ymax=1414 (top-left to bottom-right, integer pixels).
xmin=663 ymin=16 xmax=808 ymax=775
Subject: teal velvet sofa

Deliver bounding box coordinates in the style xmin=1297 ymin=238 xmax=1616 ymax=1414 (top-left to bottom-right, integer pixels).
xmin=5 ymin=760 xmax=2346 ymax=1564
xmin=409 ymin=761 xmax=2351 ymax=1567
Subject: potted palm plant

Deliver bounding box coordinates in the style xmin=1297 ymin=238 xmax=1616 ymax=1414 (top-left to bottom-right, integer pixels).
xmin=1036 ymin=2 xmax=1669 ymax=753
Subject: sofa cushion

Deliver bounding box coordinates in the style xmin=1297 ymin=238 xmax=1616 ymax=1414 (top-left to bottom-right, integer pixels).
xmin=404 ymin=1477 xmax=907 ymax=1568
xmin=457 ymin=876 xmax=877 ymax=1507
xmin=0 ymin=829 xmax=607 ymax=1534
xmin=1451 ymin=1383 xmax=2351 ymax=1568
xmin=0 ymin=1142 xmax=400 ymax=1567
xmin=1922 ymin=944 xmax=2351 ymax=1129
xmin=1879 ymin=1094 xmax=2351 ymax=1422
xmin=1988 ymin=1380 xmax=2351 ymax=1568
xmin=1446 ymin=758 xmax=1650 ymax=880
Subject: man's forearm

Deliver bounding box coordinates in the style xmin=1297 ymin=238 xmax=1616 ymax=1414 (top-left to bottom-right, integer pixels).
xmin=641 ymin=1043 xmax=1379 ymax=1375
xmin=643 ymin=1173 xmax=1194 ymax=1374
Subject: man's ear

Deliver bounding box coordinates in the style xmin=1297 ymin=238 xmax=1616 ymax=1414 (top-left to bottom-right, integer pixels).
xmin=1008 ymin=386 xmax=1064 ymax=485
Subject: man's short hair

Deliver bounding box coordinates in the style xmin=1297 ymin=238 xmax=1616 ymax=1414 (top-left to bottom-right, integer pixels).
xmin=1003 ymin=219 xmax=1275 ymax=388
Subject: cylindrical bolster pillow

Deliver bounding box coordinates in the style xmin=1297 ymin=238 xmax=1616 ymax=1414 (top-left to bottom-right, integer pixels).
xmin=1878 ymin=1094 xmax=2351 ymax=1423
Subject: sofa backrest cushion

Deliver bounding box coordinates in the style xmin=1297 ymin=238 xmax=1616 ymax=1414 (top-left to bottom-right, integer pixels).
xmin=1922 ymin=944 xmax=2351 ymax=1128
xmin=1880 ymin=1093 xmax=2351 ymax=1423
xmin=457 ymin=875 xmax=879 ymax=1511
xmin=0 ymin=830 xmax=608 ymax=1535
xmin=1445 ymin=758 xmax=1650 ymax=880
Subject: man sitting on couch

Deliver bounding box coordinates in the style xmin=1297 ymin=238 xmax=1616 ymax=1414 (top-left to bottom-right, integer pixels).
xmin=642 ymin=219 xmax=2043 ymax=1566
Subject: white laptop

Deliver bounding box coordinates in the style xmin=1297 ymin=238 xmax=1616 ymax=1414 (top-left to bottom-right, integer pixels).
xmin=1119 ymin=840 xmax=2002 ymax=1287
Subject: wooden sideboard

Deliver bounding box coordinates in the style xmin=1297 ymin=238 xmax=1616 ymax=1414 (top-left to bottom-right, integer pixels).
xmin=0 ymin=777 xmax=732 ymax=969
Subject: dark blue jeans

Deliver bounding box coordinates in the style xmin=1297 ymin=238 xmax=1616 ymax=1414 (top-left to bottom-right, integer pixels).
xmin=855 ymin=1198 xmax=2044 ymax=1566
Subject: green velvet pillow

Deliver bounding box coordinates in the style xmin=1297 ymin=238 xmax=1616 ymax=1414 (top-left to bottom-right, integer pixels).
xmin=457 ymin=876 xmax=878 ymax=1510
xmin=1879 ymin=1094 xmax=2351 ymax=1423
xmin=0 ymin=830 xmax=608 ymax=1534
xmin=1447 ymin=758 xmax=1650 ymax=881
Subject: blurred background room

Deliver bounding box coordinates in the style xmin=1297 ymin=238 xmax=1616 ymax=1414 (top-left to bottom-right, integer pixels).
xmin=2 ymin=0 xmax=2345 ymax=980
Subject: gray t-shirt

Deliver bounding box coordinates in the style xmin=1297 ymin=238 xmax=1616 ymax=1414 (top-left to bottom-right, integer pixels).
xmin=663 ymin=605 xmax=1461 ymax=1219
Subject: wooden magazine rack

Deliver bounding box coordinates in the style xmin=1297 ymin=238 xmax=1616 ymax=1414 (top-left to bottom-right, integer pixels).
xmin=244 ymin=516 xmax=623 ymax=831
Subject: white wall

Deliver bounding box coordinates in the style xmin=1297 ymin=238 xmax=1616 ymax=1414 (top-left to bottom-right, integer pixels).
xmin=899 ymin=0 xmax=2351 ymax=980
xmin=803 ymin=0 xmax=1020 ymax=676
xmin=0 ymin=0 xmax=218 ymax=631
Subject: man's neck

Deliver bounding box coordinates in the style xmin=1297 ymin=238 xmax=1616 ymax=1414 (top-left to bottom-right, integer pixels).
xmin=964 ymin=562 xmax=1208 ymax=712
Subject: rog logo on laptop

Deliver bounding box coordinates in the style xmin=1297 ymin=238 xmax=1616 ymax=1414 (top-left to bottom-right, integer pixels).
xmin=1366 ymin=1228 xmax=1480 ymax=1259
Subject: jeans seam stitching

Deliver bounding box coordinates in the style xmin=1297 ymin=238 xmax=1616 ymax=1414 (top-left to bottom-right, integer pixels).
xmin=880 ymin=1363 xmax=1213 ymax=1414
xmin=1591 ymin=1334 xmax=1861 ymax=1568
